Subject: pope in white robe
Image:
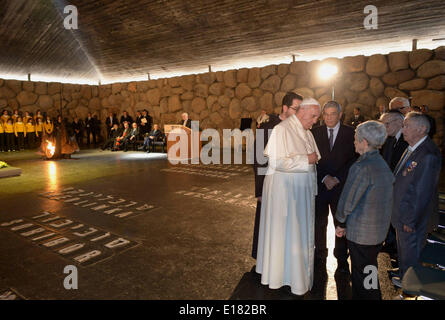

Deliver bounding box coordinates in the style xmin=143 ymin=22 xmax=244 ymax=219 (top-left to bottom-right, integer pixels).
xmin=256 ymin=98 xmax=321 ymax=295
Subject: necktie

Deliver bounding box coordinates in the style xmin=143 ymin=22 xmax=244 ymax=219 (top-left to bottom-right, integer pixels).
xmin=328 ymin=128 xmax=334 ymax=151
xmin=394 ymin=148 xmax=412 ymax=176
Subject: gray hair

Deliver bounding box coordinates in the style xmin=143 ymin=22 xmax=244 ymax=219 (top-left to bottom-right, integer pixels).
xmin=379 ymin=111 xmax=404 ymax=122
xmin=389 ymin=97 xmax=410 ymax=109
xmin=356 ymin=120 xmax=387 ymax=150
xmin=322 ymin=100 xmax=342 ymax=113
xmin=405 ymin=111 xmax=430 ymax=134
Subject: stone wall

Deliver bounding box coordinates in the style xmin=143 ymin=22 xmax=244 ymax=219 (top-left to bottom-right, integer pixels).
xmin=1 ymin=46 xmax=444 ymax=146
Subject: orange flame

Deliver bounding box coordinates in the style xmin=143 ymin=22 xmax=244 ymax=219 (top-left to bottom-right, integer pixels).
xmin=46 ymin=140 xmax=55 ymax=157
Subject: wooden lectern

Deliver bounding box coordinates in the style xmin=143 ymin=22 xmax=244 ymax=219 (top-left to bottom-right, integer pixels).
xmin=164 ymin=124 xmax=201 ymax=162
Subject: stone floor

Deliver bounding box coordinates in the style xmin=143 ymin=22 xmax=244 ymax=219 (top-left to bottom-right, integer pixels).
xmin=0 ymin=148 xmax=438 ymax=300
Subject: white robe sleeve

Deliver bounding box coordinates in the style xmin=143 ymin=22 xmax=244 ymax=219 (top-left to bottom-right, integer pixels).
xmin=264 ymin=125 xmax=309 ymax=173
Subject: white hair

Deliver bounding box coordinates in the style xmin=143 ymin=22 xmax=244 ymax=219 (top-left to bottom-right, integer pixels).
xmin=405 ymin=111 xmax=430 ymax=134
xmin=300 ymin=98 xmax=321 ymax=110
xmin=389 ymin=97 xmax=410 ymax=109
xmin=356 ymin=120 xmax=387 ymax=149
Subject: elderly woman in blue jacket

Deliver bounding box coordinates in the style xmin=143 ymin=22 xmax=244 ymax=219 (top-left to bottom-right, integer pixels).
xmin=335 ymin=120 xmax=394 ymax=300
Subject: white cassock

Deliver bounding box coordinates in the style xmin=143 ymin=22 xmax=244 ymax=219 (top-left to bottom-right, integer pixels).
xmin=255 ymin=114 xmax=321 ymax=295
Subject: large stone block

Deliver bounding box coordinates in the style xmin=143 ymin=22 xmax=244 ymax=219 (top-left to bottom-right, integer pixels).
xmin=237 ymin=68 xmax=249 ymax=83
xmin=294 ymin=87 xmax=314 ymax=99
xmin=365 ymin=54 xmax=388 ymax=77
xmin=289 ymin=61 xmax=308 ymax=75
xmin=342 ymin=55 xmax=365 ymax=73
xmin=382 ymin=69 xmax=415 ymax=86
xmin=146 ymin=88 xmax=161 ymax=105
xmin=274 ymin=91 xmax=286 ymax=107
xmin=399 ymin=78 xmax=426 ymax=91
xmin=260 ymin=75 xmax=281 ymax=93
xmin=23 ymin=81 xmax=34 ymax=92
xmin=194 ymin=83 xmax=208 ymax=98
xmin=223 ymin=70 xmax=237 ymax=88
xmin=88 ymin=97 xmax=101 ymax=110
xmin=417 ymin=60 xmax=445 ymax=78
xmin=207 ymin=95 xmax=218 ymax=109
xmin=136 ymin=81 xmax=149 ymax=92
xmin=7 ymin=98 xmax=18 ymax=110
xmin=358 ymin=90 xmax=376 ymax=107
xmin=224 ymin=88 xmax=235 ymax=98
xmin=241 ymin=96 xmax=257 ymax=112
xmin=229 ymin=99 xmax=241 ymax=119
xmin=384 ymin=87 xmax=408 ymax=100
xmin=0 ymin=86 xmax=16 ymax=99
xmin=435 ymin=46 xmax=445 ymax=60
xmin=5 ymin=80 xmax=22 ymax=93
xmin=259 ymin=92 xmax=274 ymax=112
xmin=48 ymin=82 xmax=61 ymax=95
xmin=375 ymin=96 xmax=390 ymax=109
xmin=111 ymin=83 xmax=122 ymax=95
xmin=34 ymin=82 xmax=47 ymax=95
xmin=218 ymin=95 xmax=231 ymax=108
xmin=261 ymin=65 xmax=277 ymax=80
xmin=345 ymin=72 xmax=369 ymax=92
xmin=235 ymin=83 xmax=252 ymax=100
xmin=168 ymin=76 xmax=181 ymax=87
xmin=191 ymin=97 xmax=206 ymax=114
xmin=200 ymin=73 xmax=216 ymax=85
xmin=181 ymin=91 xmax=194 ymax=100
xmin=409 ymin=49 xmax=433 ymax=69
xmin=280 ymin=74 xmax=297 ymax=92
xmin=369 ymin=77 xmax=384 ymax=97
xmin=168 ymin=95 xmax=182 ymax=113
xmin=277 ymin=64 xmax=289 ymax=78
xmin=388 ymin=52 xmax=409 ymax=71
xmin=248 ymin=68 xmax=261 ymax=88
xmin=16 ymin=91 xmax=37 ymax=106
xmin=37 ymin=95 xmax=53 ymax=109
xmin=410 ymin=90 xmax=445 ymax=111
xmin=427 ymin=75 xmax=445 ymax=90
xmin=209 ymin=82 xmax=225 ymax=96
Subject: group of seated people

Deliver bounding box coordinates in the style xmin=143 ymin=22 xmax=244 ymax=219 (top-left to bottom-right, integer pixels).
xmin=101 ymin=121 xmax=164 ymax=152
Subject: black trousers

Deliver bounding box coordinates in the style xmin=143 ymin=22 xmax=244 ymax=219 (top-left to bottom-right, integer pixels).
xmin=251 ymin=200 xmax=262 ymax=259
xmin=27 ymin=132 xmax=36 ymax=148
xmin=86 ymin=128 xmax=96 ymax=146
xmin=17 ymin=132 xmax=25 ymax=150
xmin=102 ymin=138 xmax=116 ymax=150
xmin=348 ymin=240 xmax=382 ymax=300
xmin=315 ymin=195 xmax=348 ymax=263
xmin=0 ymin=133 xmax=4 ymax=151
xmin=5 ymin=133 xmax=15 ymax=151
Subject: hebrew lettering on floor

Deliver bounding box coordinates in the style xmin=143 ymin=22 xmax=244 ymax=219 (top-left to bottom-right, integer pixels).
xmin=1 ymin=212 xmax=139 ymax=267
xmin=39 ymin=187 xmax=156 ymax=219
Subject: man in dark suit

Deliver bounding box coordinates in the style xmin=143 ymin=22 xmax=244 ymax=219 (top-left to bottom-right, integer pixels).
xmin=391 ymin=112 xmax=442 ymax=288
xmin=142 ymin=110 xmax=153 ymax=132
xmin=251 ymin=91 xmax=303 ymax=259
xmin=120 ymin=111 xmax=133 ymax=126
xmin=105 ymin=112 xmax=119 ymax=134
xmin=142 ymin=124 xmax=163 ymax=152
xmin=348 ymin=107 xmax=365 ymax=128
xmin=101 ymin=123 xmax=121 ymax=150
xmin=311 ymin=101 xmax=358 ymax=274
xmin=85 ymin=113 xmax=96 ymax=147
xmin=123 ymin=122 xmax=140 ymax=152
xmin=380 ymin=110 xmax=408 ymax=260
xmin=180 ymin=113 xmax=192 ymax=129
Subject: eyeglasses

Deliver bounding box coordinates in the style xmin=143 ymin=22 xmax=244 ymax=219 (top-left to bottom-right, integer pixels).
xmin=382 ymin=119 xmax=399 ymax=126
xmin=288 ymin=106 xmax=298 ymax=111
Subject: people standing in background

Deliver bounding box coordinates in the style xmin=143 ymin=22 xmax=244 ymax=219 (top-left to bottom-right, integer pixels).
xmin=374 ymin=105 xmax=386 ymax=120
xmin=43 ymin=117 xmax=54 ymax=135
xmin=139 ymin=117 xmax=150 ymax=137
xmin=35 ymin=117 xmax=44 ymax=146
xmin=4 ymin=118 xmax=15 ymax=151
xmin=93 ymin=114 xmax=101 ymax=144
xmin=34 ymin=110 xmax=44 ymax=123
xmin=23 ymin=111 xmax=32 ymax=124
xmin=348 ymin=107 xmax=365 ymax=128
xmin=1 ymin=110 xmax=10 ymax=124
xmin=389 ymin=97 xmax=411 ymax=116
xmin=311 ymin=101 xmax=358 ymax=275
xmin=25 ymin=118 xmax=36 ymax=149
xmin=142 ymin=110 xmax=152 ymax=132
xmin=135 ymin=111 xmax=142 ymax=126
xmin=256 ymin=110 xmax=269 ymax=128
xmin=11 ymin=109 xmax=19 ymax=122
xmin=85 ymin=113 xmax=96 ymax=148
xmin=120 ymin=111 xmax=133 ymax=126
xmin=105 ymin=112 xmax=119 ymax=135
xmin=72 ymin=117 xmax=83 ymax=146
xmin=14 ymin=116 xmax=25 ymax=150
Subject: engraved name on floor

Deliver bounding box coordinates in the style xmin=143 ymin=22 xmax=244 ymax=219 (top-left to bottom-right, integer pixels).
xmin=39 ymin=187 xmax=156 ymax=219
xmin=0 ymin=288 xmax=24 ymax=300
xmin=1 ymin=212 xmax=138 ymax=267
xmin=161 ymin=164 xmax=251 ymax=179
xmin=175 ymin=186 xmax=256 ymax=208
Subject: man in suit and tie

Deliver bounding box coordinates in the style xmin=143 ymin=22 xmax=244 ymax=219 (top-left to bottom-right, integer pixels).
xmin=105 ymin=112 xmax=119 ymax=134
xmin=379 ymin=110 xmax=409 ymax=260
xmin=251 ymin=91 xmax=303 ymax=259
xmin=142 ymin=124 xmax=163 ymax=152
xmin=348 ymin=107 xmax=365 ymax=128
xmin=180 ymin=113 xmax=192 ymax=129
xmin=389 ymin=96 xmax=411 ymax=116
xmin=391 ymin=112 xmax=442 ymax=288
xmin=85 ymin=113 xmax=96 ymax=148
xmin=311 ymin=101 xmax=358 ymax=274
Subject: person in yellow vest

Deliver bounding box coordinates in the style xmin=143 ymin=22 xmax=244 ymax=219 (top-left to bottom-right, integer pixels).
xmin=14 ymin=116 xmax=26 ymax=150
xmin=4 ymin=118 xmax=15 ymax=151
xmin=0 ymin=120 xmax=4 ymax=152
xmin=11 ymin=109 xmax=19 ymax=123
xmin=35 ymin=117 xmax=44 ymax=145
xmin=43 ymin=117 xmax=54 ymax=135
xmin=25 ymin=118 xmax=37 ymax=149
xmin=1 ymin=110 xmax=10 ymax=124
xmin=24 ymin=111 xmax=32 ymax=124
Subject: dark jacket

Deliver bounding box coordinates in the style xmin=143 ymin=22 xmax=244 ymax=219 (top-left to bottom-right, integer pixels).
xmin=311 ymin=124 xmax=358 ymax=200
xmin=253 ymin=114 xmax=282 ymax=197
xmin=380 ymin=133 xmax=409 ymax=172
xmin=336 ymin=150 xmax=394 ymax=245
xmin=148 ymin=129 xmax=163 ymax=141
xmin=106 ymin=116 xmax=119 ymax=130
xmin=392 ymin=137 xmax=441 ymax=232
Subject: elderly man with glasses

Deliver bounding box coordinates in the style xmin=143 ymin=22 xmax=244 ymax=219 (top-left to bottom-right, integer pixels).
xmin=389 ymin=97 xmax=411 ymax=116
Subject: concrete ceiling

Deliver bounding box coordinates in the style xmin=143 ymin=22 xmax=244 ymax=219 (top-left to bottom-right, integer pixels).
xmin=1 ymin=0 xmax=445 ymax=84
